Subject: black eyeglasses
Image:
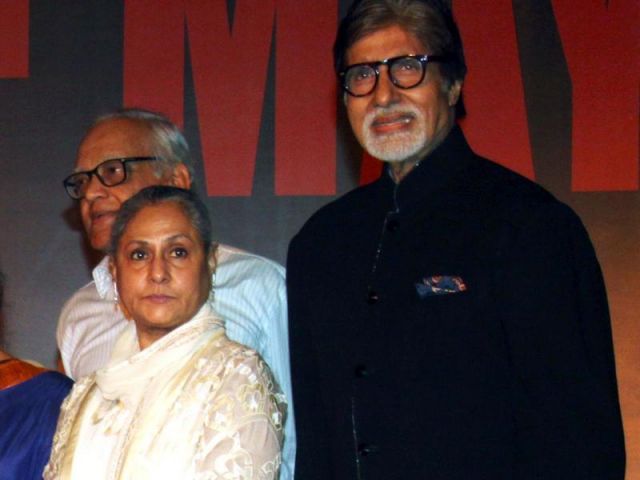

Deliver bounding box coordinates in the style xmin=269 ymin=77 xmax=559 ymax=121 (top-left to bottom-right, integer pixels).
xmin=63 ymin=156 xmax=158 ymax=200
xmin=339 ymin=54 xmax=445 ymax=97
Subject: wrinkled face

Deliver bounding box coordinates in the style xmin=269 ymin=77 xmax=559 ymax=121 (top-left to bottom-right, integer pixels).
xmin=75 ymin=118 xmax=188 ymax=252
xmin=345 ymin=25 xmax=461 ymax=170
xmin=111 ymin=202 xmax=212 ymax=347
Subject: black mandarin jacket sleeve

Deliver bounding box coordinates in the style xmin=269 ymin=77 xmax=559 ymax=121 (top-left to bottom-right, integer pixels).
xmin=494 ymin=201 xmax=625 ymax=479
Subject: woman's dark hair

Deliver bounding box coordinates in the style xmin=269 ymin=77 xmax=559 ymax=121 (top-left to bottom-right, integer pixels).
xmin=108 ymin=186 xmax=213 ymax=256
xmin=334 ymin=0 xmax=467 ymax=116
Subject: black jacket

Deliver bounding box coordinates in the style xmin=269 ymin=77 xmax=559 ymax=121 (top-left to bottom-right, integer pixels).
xmin=287 ymin=126 xmax=625 ymax=479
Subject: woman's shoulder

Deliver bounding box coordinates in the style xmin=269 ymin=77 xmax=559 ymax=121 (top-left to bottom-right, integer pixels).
xmin=0 ymin=358 xmax=46 ymax=390
xmin=24 ymin=370 xmax=73 ymax=396
xmin=199 ymin=335 xmax=276 ymax=385
xmin=197 ymin=336 xmax=285 ymax=409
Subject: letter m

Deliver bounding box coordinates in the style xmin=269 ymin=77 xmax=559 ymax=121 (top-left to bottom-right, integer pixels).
xmin=124 ymin=0 xmax=337 ymax=196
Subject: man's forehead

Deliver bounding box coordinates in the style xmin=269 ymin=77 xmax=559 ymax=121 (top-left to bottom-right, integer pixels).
xmin=74 ymin=119 xmax=154 ymax=171
xmin=346 ymin=25 xmax=428 ymax=64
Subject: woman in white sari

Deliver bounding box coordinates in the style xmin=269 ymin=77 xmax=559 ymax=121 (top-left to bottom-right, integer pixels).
xmin=45 ymin=186 xmax=285 ymax=479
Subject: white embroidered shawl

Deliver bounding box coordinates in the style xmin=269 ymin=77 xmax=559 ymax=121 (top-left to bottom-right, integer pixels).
xmin=44 ymin=304 xmax=285 ymax=479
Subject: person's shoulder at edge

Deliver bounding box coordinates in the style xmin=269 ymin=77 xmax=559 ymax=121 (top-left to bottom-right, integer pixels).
xmin=216 ymin=243 xmax=286 ymax=278
xmin=2 ymin=370 xmax=73 ymax=416
xmin=56 ymin=278 xmax=102 ymax=340
xmin=213 ymin=244 xmax=288 ymax=333
xmin=56 ymin=259 xmax=118 ymax=377
xmin=57 ymin=257 xmax=112 ymax=328
xmin=468 ymin=153 xmax=580 ymax=229
xmin=30 ymin=370 xmax=74 ymax=394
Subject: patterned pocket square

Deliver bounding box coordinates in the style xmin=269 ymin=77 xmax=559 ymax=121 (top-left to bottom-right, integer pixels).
xmin=415 ymin=275 xmax=467 ymax=298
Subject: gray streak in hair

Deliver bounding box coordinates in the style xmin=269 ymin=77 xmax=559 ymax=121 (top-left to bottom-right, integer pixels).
xmin=108 ymin=185 xmax=213 ymax=258
xmin=93 ymin=108 xmax=195 ymax=181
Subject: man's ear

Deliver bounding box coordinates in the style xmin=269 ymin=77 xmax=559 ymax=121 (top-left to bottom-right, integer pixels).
xmin=447 ymin=80 xmax=463 ymax=107
xmin=109 ymin=255 xmax=116 ymax=279
xmin=170 ymin=163 xmax=192 ymax=189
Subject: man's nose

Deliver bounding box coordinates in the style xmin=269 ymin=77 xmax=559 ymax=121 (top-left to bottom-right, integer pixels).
xmin=83 ymin=174 xmax=108 ymax=201
xmin=372 ymin=67 xmax=399 ymax=107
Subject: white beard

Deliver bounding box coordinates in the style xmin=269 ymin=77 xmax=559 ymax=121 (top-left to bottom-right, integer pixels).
xmin=361 ymin=104 xmax=427 ymax=162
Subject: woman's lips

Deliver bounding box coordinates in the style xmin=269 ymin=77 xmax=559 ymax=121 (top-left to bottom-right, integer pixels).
xmin=144 ymin=294 xmax=174 ymax=304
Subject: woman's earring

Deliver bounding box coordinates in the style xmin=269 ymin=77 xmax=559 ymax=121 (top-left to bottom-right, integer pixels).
xmin=207 ymin=244 xmax=218 ymax=305
xmin=113 ymin=282 xmax=119 ymax=311
xmin=208 ymin=273 xmax=215 ymax=304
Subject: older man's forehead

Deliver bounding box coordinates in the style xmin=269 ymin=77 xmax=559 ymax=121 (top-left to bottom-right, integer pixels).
xmin=74 ymin=118 xmax=155 ymax=171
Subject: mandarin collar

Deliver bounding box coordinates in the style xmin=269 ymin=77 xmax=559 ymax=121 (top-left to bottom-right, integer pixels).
xmin=377 ymin=125 xmax=475 ymax=212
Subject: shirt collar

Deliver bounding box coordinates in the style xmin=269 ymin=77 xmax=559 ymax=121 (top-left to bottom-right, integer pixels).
xmin=93 ymin=256 xmax=114 ymax=299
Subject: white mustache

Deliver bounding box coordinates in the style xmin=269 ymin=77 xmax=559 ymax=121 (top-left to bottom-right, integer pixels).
xmin=364 ymin=105 xmax=421 ymax=131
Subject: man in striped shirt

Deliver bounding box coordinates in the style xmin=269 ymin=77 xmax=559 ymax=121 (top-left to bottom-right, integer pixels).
xmin=57 ymin=108 xmax=295 ymax=479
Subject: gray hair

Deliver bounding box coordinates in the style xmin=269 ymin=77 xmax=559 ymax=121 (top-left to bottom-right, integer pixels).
xmin=108 ymin=185 xmax=213 ymax=257
xmin=93 ymin=108 xmax=194 ymax=180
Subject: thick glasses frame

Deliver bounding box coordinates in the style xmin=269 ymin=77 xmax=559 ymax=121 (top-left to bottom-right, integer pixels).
xmin=63 ymin=156 xmax=158 ymax=200
xmin=339 ymin=54 xmax=445 ymax=97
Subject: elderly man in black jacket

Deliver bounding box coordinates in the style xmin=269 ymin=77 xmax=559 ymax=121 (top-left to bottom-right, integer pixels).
xmin=286 ymin=0 xmax=625 ymax=478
